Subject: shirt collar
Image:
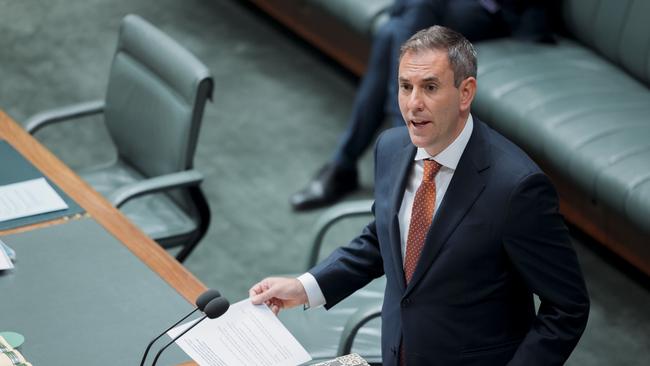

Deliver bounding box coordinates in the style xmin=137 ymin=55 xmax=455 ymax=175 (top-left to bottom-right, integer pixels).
xmin=414 ymin=114 xmax=474 ymax=170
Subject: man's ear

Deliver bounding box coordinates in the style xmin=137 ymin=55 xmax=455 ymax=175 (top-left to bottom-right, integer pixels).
xmin=459 ymin=77 xmax=477 ymax=112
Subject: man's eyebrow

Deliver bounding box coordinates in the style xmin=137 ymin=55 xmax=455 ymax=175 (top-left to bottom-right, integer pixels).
xmin=398 ymin=76 xmax=441 ymax=84
xmin=398 ymin=76 xmax=440 ymax=84
xmin=422 ymin=76 xmax=440 ymax=83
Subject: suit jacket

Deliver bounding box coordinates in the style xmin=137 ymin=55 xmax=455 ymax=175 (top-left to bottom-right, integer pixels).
xmin=310 ymin=118 xmax=589 ymax=366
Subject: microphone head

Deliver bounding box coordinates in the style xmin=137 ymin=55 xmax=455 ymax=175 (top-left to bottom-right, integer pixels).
xmin=196 ymin=289 xmax=221 ymax=311
xmin=203 ymin=297 xmax=230 ymax=319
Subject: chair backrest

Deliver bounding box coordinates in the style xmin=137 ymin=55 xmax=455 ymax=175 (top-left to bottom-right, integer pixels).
xmin=563 ymin=0 xmax=650 ymax=87
xmin=104 ymin=14 xmax=213 ymax=178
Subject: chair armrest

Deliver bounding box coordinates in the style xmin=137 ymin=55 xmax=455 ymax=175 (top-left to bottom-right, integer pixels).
xmin=108 ymin=170 xmax=204 ymax=208
xmin=306 ymin=199 xmax=374 ymax=269
xmin=24 ymin=100 xmax=105 ymax=134
xmin=337 ymin=303 xmax=382 ymax=356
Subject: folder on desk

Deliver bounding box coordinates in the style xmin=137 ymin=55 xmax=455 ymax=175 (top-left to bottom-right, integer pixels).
xmin=0 ymin=140 xmax=83 ymax=230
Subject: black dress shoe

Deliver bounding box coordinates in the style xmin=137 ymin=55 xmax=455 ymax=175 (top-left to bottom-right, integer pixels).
xmin=290 ymin=164 xmax=359 ymax=211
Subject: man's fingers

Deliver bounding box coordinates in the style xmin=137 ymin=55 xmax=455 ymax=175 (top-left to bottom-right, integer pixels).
xmin=249 ymin=277 xmax=300 ymax=310
xmin=249 ymin=278 xmax=274 ymax=302
xmin=248 ymin=282 xmax=266 ymax=297
xmin=250 ymin=282 xmax=279 ymax=304
xmin=250 ymin=292 xmax=268 ymax=305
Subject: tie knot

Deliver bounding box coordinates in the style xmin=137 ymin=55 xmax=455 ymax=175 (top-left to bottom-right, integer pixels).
xmin=423 ymin=159 xmax=442 ymax=182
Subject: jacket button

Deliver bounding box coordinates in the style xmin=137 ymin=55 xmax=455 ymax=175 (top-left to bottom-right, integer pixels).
xmin=401 ymin=298 xmax=411 ymax=307
xmin=391 ymin=346 xmax=397 ymax=355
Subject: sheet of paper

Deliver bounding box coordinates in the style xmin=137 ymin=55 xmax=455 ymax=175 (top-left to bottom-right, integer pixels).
xmin=0 ymin=178 xmax=68 ymax=223
xmin=0 ymin=241 xmax=13 ymax=270
xmin=0 ymin=240 xmax=16 ymax=261
xmin=168 ymin=299 xmax=311 ymax=366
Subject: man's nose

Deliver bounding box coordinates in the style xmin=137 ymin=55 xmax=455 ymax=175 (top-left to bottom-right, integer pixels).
xmin=407 ymin=89 xmax=424 ymax=111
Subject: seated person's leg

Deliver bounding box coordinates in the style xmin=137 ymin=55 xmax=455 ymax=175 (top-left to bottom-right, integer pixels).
xmin=289 ymin=18 xmax=399 ymax=211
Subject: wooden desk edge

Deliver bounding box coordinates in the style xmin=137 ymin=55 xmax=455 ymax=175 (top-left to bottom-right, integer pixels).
xmin=0 ymin=110 xmax=207 ymax=303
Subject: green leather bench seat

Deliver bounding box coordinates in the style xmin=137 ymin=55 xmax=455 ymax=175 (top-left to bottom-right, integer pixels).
xmin=472 ymin=0 xmax=650 ymax=272
xmin=474 ymin=38 xmax=650 ymax=265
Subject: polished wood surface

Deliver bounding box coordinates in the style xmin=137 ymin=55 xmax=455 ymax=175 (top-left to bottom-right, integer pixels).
xmin=0 ymin=109 xmax=206 ymax=303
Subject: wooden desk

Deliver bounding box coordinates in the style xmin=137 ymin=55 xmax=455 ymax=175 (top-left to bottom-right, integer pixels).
xmin=0 ymin=109 xmax=206 ymax=302
xmin=0 ymin=110 xmax=201 ymax=365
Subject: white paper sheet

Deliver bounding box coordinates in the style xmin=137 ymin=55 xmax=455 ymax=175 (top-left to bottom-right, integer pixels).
xmin=168 ymin=299 xmax=311 ymax=366
xmin=0 ymin=240 xmax=14 ymax=270
xmin=0 ymin=178 xmax=68 ymax=223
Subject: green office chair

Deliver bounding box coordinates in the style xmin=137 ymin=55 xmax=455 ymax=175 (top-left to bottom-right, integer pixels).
xmin=25 ymin=14 xmax=212 ymax=263
xmin=278 ymin=199 xmax=384 ymax=365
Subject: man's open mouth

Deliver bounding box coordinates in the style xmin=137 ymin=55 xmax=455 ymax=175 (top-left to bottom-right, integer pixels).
xmin=411 ymin=120 xmax=431 ymax=127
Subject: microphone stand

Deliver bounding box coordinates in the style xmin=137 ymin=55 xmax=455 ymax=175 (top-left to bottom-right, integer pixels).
xmin=139 ymin=308 xmax=199 ymax=366
xmin=150 ymin=315 xmax=208 ymax=366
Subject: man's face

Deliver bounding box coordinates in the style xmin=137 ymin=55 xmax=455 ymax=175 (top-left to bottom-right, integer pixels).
xmin=398 ymin=49 xmax=475 ymax=156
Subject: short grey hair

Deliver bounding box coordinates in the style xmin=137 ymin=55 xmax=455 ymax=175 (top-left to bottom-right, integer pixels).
xmin=399 ymin=25 xmax=477 ymax=87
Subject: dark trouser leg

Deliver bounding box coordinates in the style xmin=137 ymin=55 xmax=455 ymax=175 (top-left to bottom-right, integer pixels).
xmin=332 ymin=18 xmax=397 ymax=171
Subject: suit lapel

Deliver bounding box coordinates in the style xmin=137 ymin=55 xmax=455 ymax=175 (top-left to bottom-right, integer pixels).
xmin=404 ymin=119 xmax=491 ymax=296
xmin=388 ymin=143 xmax=416 ymax=292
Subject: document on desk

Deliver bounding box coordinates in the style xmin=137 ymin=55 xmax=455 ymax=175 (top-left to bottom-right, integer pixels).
xmin=0 ymin=240 xmax=13 ymax=270
xmin=168 ymin=299 xmax=311 ymax=366
xmin=0 ymin=178 xmax=68 ymax=223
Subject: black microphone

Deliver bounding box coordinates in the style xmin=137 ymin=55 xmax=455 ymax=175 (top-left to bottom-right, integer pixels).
xmin=151 ymin=296 xmax=230 ymax=366
xmin=139 ymin=289 xmax=221 ymax=366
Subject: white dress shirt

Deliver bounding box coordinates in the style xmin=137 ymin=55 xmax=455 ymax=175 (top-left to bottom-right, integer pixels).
xmin=299 ymin=115 xmax=474 ymax=308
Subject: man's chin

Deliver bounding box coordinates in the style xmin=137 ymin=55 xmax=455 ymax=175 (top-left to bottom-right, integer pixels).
xmin=409 ymin=138 xmax=432 ymax=150
xmin=407 ymin=130 xmax=431 ymax=148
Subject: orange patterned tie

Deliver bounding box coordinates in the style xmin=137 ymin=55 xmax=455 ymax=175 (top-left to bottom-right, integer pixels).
xmin=403 ymin=159 xmax=442 ymax=283
xmin=401 ymin=159 xmax=442 ymax=366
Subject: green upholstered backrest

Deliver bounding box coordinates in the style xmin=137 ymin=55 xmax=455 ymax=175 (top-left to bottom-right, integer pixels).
xmin=312 ymin=0 xmax=392 ymax=36
xmin=104 ymin=14 xmax=213 ymax=178
xmin=563 ymin=0 xmax=650 ymax=86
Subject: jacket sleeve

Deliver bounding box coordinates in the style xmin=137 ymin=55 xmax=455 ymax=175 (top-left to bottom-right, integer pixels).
xmin=503 ymin=172 xmax=590 ymax=365
xmin=308 ymin=210 xmax=384 ymax=309
xmin=307 ymin=129 xmax=396 ymax=309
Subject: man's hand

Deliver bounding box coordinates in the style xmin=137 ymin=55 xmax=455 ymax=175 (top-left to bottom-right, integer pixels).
xmin=249 ymin=277 xmax=308 ymax=315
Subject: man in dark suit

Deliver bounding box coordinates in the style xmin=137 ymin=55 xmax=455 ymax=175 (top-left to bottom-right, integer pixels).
xmin=251 ymin=25 xmax=589 ymax=365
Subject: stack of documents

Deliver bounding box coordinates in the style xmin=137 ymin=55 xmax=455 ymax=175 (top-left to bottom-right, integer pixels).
xmin=0 ymin=336 xmax=32 ymax=366
xmin=0 ymin=240 xmax=14 ymax=271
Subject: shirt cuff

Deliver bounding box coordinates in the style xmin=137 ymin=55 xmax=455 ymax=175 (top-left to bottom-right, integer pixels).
xmin=297 ymin=272 xmax=326 ymax=309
